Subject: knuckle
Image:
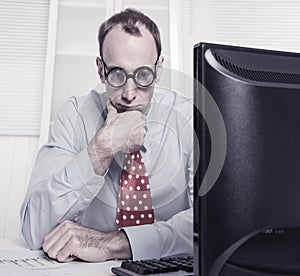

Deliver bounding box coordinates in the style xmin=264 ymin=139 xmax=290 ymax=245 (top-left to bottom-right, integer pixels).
xmin=66 ymin=228 xmax=76 ymax=237
xmin=61 ymin=220 xmax=73 ymax=230
xmin=70 ymin=236 xmax=80 ymax=247
xmin=64 ymin=220 xmax=73 ymax=226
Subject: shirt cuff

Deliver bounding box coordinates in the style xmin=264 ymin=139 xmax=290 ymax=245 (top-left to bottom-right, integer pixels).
xmin=66 ymin=147 xmax=105 ymax=198
xmin=123 ymin=224 xmax=161 ymax=260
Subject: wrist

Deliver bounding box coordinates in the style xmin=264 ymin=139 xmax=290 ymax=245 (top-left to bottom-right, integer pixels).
xmin=107 ymin=230 xmax=132 ymax=260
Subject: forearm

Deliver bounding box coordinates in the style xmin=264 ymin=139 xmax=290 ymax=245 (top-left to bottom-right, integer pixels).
xmin=87 ymin=127 xmax=114 ymax=176
xmin=21 ymin=147 xmax=105 ymax=249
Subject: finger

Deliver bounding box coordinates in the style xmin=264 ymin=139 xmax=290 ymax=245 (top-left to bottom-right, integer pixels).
xmin=107 ymin=102 xmax=118 ymax=115
xmin=58 ymin=255 xmax=77 ymax=263
xmin=45 ymin=228 xmax=75 ymax=260
xmin=56 ymin=236 xmax=80 ymax=263
xmin=44 ymin=220 xmax=73 ymax=242
xmin=43 ymin=221 xmax=74 ymax=253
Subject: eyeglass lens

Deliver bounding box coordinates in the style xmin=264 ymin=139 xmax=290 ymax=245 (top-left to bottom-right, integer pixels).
xmin=107 ymin=67 xmax=155 ymax=88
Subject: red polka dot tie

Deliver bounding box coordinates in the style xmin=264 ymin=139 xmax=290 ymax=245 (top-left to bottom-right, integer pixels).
xmin=116 ymin=150 xmax=155 ymax=228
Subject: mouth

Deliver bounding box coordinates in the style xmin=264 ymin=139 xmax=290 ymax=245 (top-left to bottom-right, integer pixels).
xmin=117 ymin=104 xmax=141 ymax=112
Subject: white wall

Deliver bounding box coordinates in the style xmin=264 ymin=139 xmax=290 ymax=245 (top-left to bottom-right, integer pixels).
xmin=0 ymin=137 xmax=39 ymax=240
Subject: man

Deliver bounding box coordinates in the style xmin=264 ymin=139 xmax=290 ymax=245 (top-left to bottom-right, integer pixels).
xmin=21 ymin=8 xmax=193 ymax=262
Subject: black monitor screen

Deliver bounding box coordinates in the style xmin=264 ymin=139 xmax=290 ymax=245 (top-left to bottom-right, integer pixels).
xmin=194 ymin=42 xmax=300 ymax=276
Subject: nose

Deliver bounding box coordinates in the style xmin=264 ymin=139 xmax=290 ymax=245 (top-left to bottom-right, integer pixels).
xmin=122 ymin=78 xmax=137 ymax=102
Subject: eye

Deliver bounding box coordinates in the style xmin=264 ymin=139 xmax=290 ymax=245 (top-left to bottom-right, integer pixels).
xmin=107 ymin=68 xmax=126 ymax=86
xmin=136 ymin=67 xmax=154 ymax=85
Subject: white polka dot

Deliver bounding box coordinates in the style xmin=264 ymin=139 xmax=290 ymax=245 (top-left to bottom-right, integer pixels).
xmin=121 ymin=200 xmax=125 ymax=206
xmin=130 ymin=215 xmax=134 ymax=219
xmin=138 ymin=200 xmax=143 ymax=205
xmin=137 ymin=154 xmax=140 ymax=158
xmin=124 ymin=165 xmax=127 ymax=170
xmin=126 ymin=206 xmax=130 ymax=211
xmin=144 ymin=205 xmax=149 ymax=210
xmin=141 ymin=158 xmax=144 ymax=163
xmin=123 ymin=215 xmax=127 ymax=220
xmin=131 ymin=154 xmax=135 ymax=159
xmin=128 ymin=175 xmax=132 ymax=179
xmin=129 ymin=186 xmax=133 ymax=191
xmin=139 ymin=165 xmax=142 ymax=170
xmin=136 ymin=220 xmax=140 ymax=224
xmin=134 ymin=206 xmax=138 ymax=211
xmin=132 ymin=166 xmax=136 ymax=171
xmin=125 ymin=195 xmax=129 ymax=200
xmin=117 ymin=208 xmax=120 ymax=212
xmin=116 ymin=219 xmax=119 ymax=224
xmin=127 ymin=160 xmax=131 ymax=165
xmin=141 ymin=179 xmax=145 ymax=184
xmin=135 ymin=174 xmax=139 ymax=179
xmin=133 ymin=194 xmax=137 ymax=199
xmin=140 ymin=214 xmax=145 ymax=218
xmin=125 ymin=154 xmax=128 ymax=158
xmin=124 ymin=180 xmax=128 ymax=185
xmin=143 ymin=194 xmax=147 ymax=198
xmin=148 ymin=214 xmax=152 ymax=218
xmin=145 ymin=172 xmax=148 ymax=176
xmin=146 ymin=184 xmax=150 ymax=189
xmin=136 ymin=186 xmax=141 ymax=191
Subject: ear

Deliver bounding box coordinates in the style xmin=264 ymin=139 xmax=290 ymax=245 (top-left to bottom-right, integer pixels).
xmin=96 ymin=57 xmax=106 ymax=84
xmin=155 ymin=56 xmax=164 ymax=83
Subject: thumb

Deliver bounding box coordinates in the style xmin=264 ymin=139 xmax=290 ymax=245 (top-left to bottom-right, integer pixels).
xmin=107 ymin=102 xmax=118 ymax=116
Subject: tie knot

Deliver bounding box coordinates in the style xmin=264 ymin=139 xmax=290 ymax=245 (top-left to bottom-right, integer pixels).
xmin=124 ymin=150 xmax=144 ymax=165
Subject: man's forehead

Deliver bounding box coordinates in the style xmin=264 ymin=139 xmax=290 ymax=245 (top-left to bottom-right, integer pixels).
xmin=102 ymin=24 xmax=157 ymax=67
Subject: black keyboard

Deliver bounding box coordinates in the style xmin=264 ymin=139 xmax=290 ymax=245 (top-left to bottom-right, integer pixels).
xmin=111 ymin=256 xmax=193 ymax=276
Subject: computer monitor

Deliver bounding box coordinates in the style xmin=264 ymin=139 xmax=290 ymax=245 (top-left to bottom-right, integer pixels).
xmin=194 ymin=42 xmax=300 ymax=276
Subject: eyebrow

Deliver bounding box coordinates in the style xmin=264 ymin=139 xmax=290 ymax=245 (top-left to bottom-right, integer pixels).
xmin=105 ymin=63 xmax=121 ymax=70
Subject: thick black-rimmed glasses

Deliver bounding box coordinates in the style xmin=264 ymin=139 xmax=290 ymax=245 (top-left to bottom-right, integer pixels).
xmin=101 ymin=57 xmax=159 ymax=88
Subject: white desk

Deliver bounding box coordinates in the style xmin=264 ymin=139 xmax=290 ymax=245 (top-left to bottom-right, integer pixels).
xmin=0 ymin=238 xmax=121 ymax=275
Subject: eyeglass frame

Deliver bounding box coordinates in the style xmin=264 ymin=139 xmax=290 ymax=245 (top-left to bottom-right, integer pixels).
xmin=100 ymin=56 xmax=160 ymax=88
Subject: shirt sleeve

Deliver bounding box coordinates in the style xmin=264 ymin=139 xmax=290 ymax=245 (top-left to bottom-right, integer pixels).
xmin=123 ymin=208 xmax=193 ymax=260
xmin=20 ymin=98 xmax=105 ymax=249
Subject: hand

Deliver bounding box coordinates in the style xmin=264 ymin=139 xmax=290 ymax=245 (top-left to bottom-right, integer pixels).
xmin=105 ymin=103 xmax=147 ymax=153
xmin=88 ymin=103 xmax=147 ymax=175
xmin=43 ymin=220 xmax=132 ymax=262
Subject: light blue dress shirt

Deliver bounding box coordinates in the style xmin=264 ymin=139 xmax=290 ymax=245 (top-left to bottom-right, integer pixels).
xmin=20 ymin=88 xmax=194 ymax=260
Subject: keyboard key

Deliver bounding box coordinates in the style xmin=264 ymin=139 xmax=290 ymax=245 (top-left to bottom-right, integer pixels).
xmin=112 ymin=255 xmax=193 ymax=275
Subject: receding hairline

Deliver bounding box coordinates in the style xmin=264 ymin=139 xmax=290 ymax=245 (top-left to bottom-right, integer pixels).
xmin=101 ymin=24 xmax=158 ymax=62
xmin=98 ymin=8 xmax=162 ymax=58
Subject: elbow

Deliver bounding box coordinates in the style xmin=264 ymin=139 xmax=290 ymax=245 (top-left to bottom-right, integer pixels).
xmin=20 ymin=203 xmax=44 ymax=250
xmin=21 ymin=218 xmax=44 ymax=250
xmin=21 ymin=221 xmax=44 ymax=250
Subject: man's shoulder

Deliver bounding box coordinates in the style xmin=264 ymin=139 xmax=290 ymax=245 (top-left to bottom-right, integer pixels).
xmin=67 ymin=89 xmax=107 ymax=112
xmin=56 ymin=89 xmax=108 ymax=129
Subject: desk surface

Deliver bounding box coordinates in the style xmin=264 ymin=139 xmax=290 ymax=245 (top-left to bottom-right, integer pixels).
xmin=0 ymin=238 xmax=121 ymax=275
